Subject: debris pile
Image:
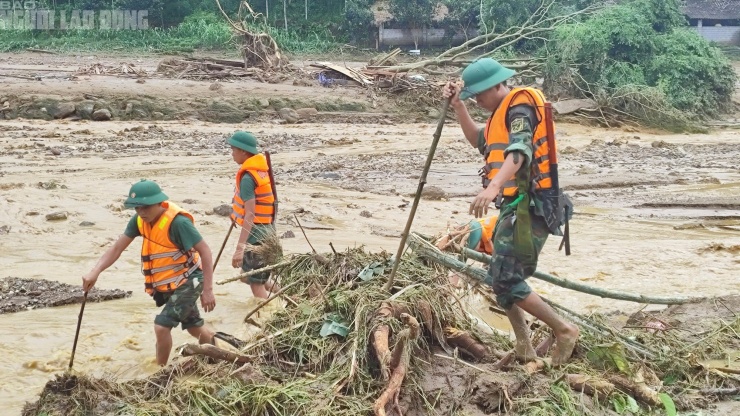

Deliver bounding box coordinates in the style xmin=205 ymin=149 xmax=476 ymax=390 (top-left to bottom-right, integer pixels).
xmin=0 ymin=277 xmax=131 ymax=314
xmin=76 ymin=63 xmax=145 ymax=76
xmin=23 ymin=247 xmax=740 ymax=415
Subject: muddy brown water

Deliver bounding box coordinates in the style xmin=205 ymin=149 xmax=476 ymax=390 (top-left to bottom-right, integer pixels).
xmin=1 ymin=58 xmax=739 ymax=410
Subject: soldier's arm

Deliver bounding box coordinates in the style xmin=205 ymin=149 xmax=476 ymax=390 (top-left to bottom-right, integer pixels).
xmin=82 ymin=234 xmax=134 ymax=291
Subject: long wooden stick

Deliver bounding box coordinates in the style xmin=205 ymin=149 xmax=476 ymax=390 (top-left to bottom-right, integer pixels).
xmin=216 ymin=258 xmax=294 ymax=285
xmin=213 ymin=220 xmax=236 ymax=272
xmin=68 ymin=291 xmax=88 ymax=370
xmin=461 ymin=247 xmax=703 ymax=305
xmin=294 ymin=213 xmax=317 ymax=253
xmin=242 ymin=281 xmax=298 ymax=322
xmin=384 ymin=98 xmax=450 ymax=291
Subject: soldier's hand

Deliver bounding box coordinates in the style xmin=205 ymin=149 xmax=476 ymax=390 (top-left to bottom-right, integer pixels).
xmin=231 ymin=249 xmax=243 ymax=268
xmin=82 ymin=271 xmax=99 ymax=292
xmin=470 ymin=186 xmax=499 ymax=218
xmin=442 ymin=81 xmax=464 ymax=110
xmin=200 ymin=288 xmax=216 ymax=312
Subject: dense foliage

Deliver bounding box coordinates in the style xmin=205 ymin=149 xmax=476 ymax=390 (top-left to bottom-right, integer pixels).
xmin=545 ymin=0 xmax=736 ymax=124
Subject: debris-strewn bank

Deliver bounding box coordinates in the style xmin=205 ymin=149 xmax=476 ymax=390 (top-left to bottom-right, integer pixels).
xmin=23 ymin=248 xmax=740 ymax=416
xmin=0 ymin=277 xmax=131 ymax=314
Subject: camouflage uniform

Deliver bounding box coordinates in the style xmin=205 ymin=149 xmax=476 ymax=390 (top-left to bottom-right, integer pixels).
xmin=478 ymin=104 xmax=549 ymax=309
xmin=154 ymin=277 xmax=205 ymax=329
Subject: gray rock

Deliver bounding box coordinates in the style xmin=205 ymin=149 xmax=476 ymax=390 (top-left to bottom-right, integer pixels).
xmin=427 ymin=107 xmax=440 ymax=119
xmin=75 ymin=100 xmax=95 ymax=119
xmin=317 ymin=172 xmax=340 ymax=180
xmin=46 ymin=211 xmax=68 ymax=221
xmin=79 ymin=221 xmax=95 ymax=227
xmin=152 ymin=111 xmax=164 ymax=119
xmin=92 ymin=109 xmax=112 ymax=121
xmin=212 ymin=204 xmax=231 ymax=217
xmin=0 ymin=225 xmax=10 ymax=235
xmin=278 ymin=108 xmax=300 ymax=124
xmin=280 ymin=230 xmax=296 ymax=239
xmin=258 ymin=98 xmax=270 ymax=108
xmin=360 ymin=210 xmax=372 ymax=218
xmin=49 ymin=102 xmax=76 ymax=119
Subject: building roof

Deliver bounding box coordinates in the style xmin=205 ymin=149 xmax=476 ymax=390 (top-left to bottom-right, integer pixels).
xmin=683 ymin=0 xmax=740 ymax=20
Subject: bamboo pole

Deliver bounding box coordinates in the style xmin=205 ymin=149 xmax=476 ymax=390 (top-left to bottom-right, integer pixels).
xmin=459 ymin=247 xmax=703 ymax=305
xmin=407 ymin=233 xmax=660 ymax=359
xmin=384 ymin=98 xmax=450 ymax=291
xmin=216 ymin=258 xmax=294 ymax=285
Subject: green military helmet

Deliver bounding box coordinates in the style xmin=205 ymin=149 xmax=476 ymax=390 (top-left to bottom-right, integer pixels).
xmin=460 ymin=58 xmax=516 ymax=100
xmin=466 ymin=220 xmax=483 ymax=250
xmin=227 ymin=131 xmax=259 ymax=154
xmin=124 ymin=179 xmax=169 ymax=209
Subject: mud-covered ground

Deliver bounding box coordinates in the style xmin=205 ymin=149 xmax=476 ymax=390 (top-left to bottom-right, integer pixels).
xmin=0 ymin=277 xmax=130 ymax=314
xmin=1 ymin=52 xmax=739 ymax=413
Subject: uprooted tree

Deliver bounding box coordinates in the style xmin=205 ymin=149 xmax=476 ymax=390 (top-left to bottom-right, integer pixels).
xmin=375 ymin=0 xmax=735 ymax=130
xmin=215 ymin=0 xmax=289 ymax=69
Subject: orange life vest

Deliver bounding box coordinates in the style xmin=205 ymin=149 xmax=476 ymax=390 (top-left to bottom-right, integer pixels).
xmin=137 ymin=202 xmax=202 ymax=295
xmin=476 ymin=215 xmax=497 ymax=255
xmin=231 ymin=154 xmax=275 ymax=226
xmin=481 ymin=87 xmax=553 ymax=196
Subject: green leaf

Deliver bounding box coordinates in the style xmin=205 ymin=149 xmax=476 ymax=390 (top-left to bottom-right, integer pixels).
xmin=586 ymin=343 xmax=631 ymax=375
xmin=611 ymin=395 xmax=627 ymax=414
xmin=662 ymin=372 xmax=680 ymax=386
xmin=358 ymin=261 xmax=385 ymax=281
xmin=659 ymin=393 xmax=677 ymax=416
xmin=626 ymin=395 xmax=640 ymax=413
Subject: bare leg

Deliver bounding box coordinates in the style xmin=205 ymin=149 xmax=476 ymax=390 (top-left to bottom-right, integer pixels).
xmin=264 ymin=279 xmax=281 ymax=294
xmin=154 ymin=324 xmax=173 ymax=366
xmin=506 ymin=305 xmax=536 ymax=362
xmin=250 ymin=283 xmax=270 ymax=299
xmin=514 ymin=292 xmax=579 ymax=366
xmin=187 ymin=325 xmax=215 ymax=345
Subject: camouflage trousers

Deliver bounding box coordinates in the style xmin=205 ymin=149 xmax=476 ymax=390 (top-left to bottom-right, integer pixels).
xmin=486 ymin=206 xmax=550 ymax=310
xmin=154 ymin=278 xmax=204 ymax=330
xmin=241 ymin=243 xmax=270 ymax=284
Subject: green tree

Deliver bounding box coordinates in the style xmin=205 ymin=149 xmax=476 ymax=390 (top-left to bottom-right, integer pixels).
xmin=545 ymin=0 xmax=735 ymax=126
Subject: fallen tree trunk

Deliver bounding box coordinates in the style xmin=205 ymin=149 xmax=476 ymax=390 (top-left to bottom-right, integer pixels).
xmin=461 ymin=247 xmax=703 ymax=305
xmin=380 ymin=0 xmax=598 ymax=74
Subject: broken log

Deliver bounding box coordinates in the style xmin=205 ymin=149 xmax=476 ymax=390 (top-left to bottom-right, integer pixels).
xmin=373 ymin=313 xmax=421 ymax=416
xmin=608 ymin=375 xmax=661 ymax=406
xmin=444 ymin=327 xmax=489 ymax=361
xmin=564 ymin=374 xmax=615 ymax=400
xmin=178 ymin=343 xmax=255 ymax=364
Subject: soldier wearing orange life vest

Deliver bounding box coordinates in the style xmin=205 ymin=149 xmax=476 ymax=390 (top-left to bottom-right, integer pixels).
xmin=442 ymin=58 xmax=579 ymax=367
xmin=435 ymin=215 xmax=497 ymax=255
xmin=227 ymin=131 xmax=281 ymax=299
xmin=82 ymin=180 xmax=216 ymax=366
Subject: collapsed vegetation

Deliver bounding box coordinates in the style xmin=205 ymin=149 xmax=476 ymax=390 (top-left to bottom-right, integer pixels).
xmin=24 ymin=245 xmax=740 ymax=416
